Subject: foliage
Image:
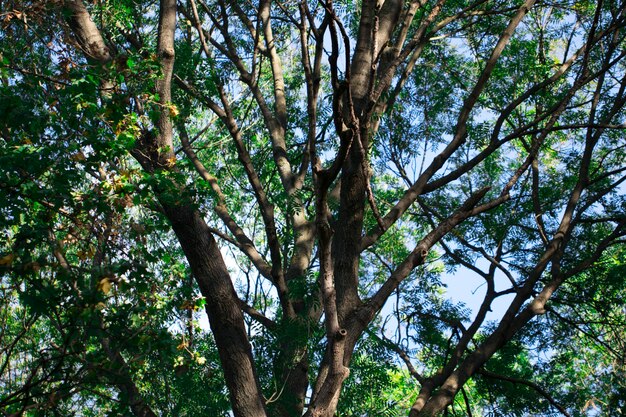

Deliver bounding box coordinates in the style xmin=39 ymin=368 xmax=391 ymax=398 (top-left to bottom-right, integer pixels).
xmin=1 ymin=0 xmax=626 ymax=416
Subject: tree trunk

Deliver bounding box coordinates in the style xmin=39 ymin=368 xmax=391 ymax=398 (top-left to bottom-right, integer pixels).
xmin=162 ymin=203 xmax=268 ymax=417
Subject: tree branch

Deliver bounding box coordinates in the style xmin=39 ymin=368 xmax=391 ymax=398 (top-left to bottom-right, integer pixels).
xmin=477 ymin=368 xmax=571 ymax=417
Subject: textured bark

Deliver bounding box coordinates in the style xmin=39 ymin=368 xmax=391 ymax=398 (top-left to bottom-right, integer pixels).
xmin=153 ymin=0 xmax=177 ymax=155
xmin=350 ymin=0 xmax=403 ymax=111
xmin=62 ymin=2 xmax=268 ymax=415
xmin=330 ymin=0 xmax=407 ymax=326
xmin=332 ymin=141 xmax=366 ymax=323
xmin=270 ymin=353 xmax=309 ymax=417
xmin=63 ymin=0 xmax=112 ymax=63
xmin=51 ymin=1 xmax=626 ymax=416
xmin=162 ymin=204 xmax=268 ymax=417
xmin=143 ymin=2 xmax=269 ymax=414
xmin=63 ymin=0 xmax=114 ymax=95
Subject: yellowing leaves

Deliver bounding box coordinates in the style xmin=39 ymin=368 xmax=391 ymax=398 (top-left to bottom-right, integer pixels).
xmin=76 ymin=246 xmax=95 ymax=260
xmin=165 ymin=155 xmax=177 ymax=167
xmin=2 ymin=10 xmax=27 ymax=26
xmin=180 ymin=297 xmax=205 ymax=312
xmin=97 ymin=277 xmax=113 ymax=294
xmin=114 ymin=113 xmax=141 ymax=140
xmin=112 ymin=177 xmax=126 ymax=192
xmin=167 ymin=103 xmax=179 ymax=117
xmin=0 ymin=253 xmax=15 ymax=266
xmin=70 ymin=151 xmax=86 ymax=162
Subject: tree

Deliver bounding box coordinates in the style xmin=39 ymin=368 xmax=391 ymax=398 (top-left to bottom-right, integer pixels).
xmin=1 ymin=0 xmax=625 ymax=416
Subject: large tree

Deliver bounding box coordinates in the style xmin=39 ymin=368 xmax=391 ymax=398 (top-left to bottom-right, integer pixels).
xmin=1 ymin=0 xmax=626 ymax=416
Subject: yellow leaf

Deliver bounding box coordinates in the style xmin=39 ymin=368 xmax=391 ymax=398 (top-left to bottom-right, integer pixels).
xmin=70 ymin=151 xmax=86 ymax=161
xmin=168 ymin=103 xmax=179 ymax=117
xmin=0 ymin=254 xmax=14 ymax=266
xmin=113 ymin=178 xmax=124 ymax=192
xmin=97 ymin=277 xmax=113 ymax=294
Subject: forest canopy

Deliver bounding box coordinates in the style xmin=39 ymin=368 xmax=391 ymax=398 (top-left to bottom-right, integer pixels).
xmin=1 ymin=0 xmax=626 ymax=416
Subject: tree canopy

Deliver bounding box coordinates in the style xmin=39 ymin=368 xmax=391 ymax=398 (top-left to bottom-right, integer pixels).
xmin=1 ymin=0 xmax=626 ymax=416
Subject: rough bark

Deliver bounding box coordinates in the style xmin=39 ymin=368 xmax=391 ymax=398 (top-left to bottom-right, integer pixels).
xmin=332 ymin=141 xmax=367 ymax=323
xmin=63 ymin=0 xmax=112 ymax=63
xmin=141 ymin=1 xmax=270 ymax=414
xmin=51 ymin=1 xmax=626 ymax=416
xmin=62 ymin=1 xmax=269 ymax=416
xmin=162 ymin=204 xmax=268 ymax=417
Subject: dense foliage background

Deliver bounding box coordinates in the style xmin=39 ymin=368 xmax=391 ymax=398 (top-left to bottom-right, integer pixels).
xmin=1 ymin=0 xmax=625 ymax=416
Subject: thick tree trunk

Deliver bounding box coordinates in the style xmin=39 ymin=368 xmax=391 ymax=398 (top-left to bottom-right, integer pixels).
xmin=332 ymin=143 xmax=366 ymax=323
xmin=162 ymin=203 xmax=268 ymax=417
xmin=306 ymin=3 xmax=407 ymax=414
xmin=270 ymin=350 xmax=309 ymax=417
